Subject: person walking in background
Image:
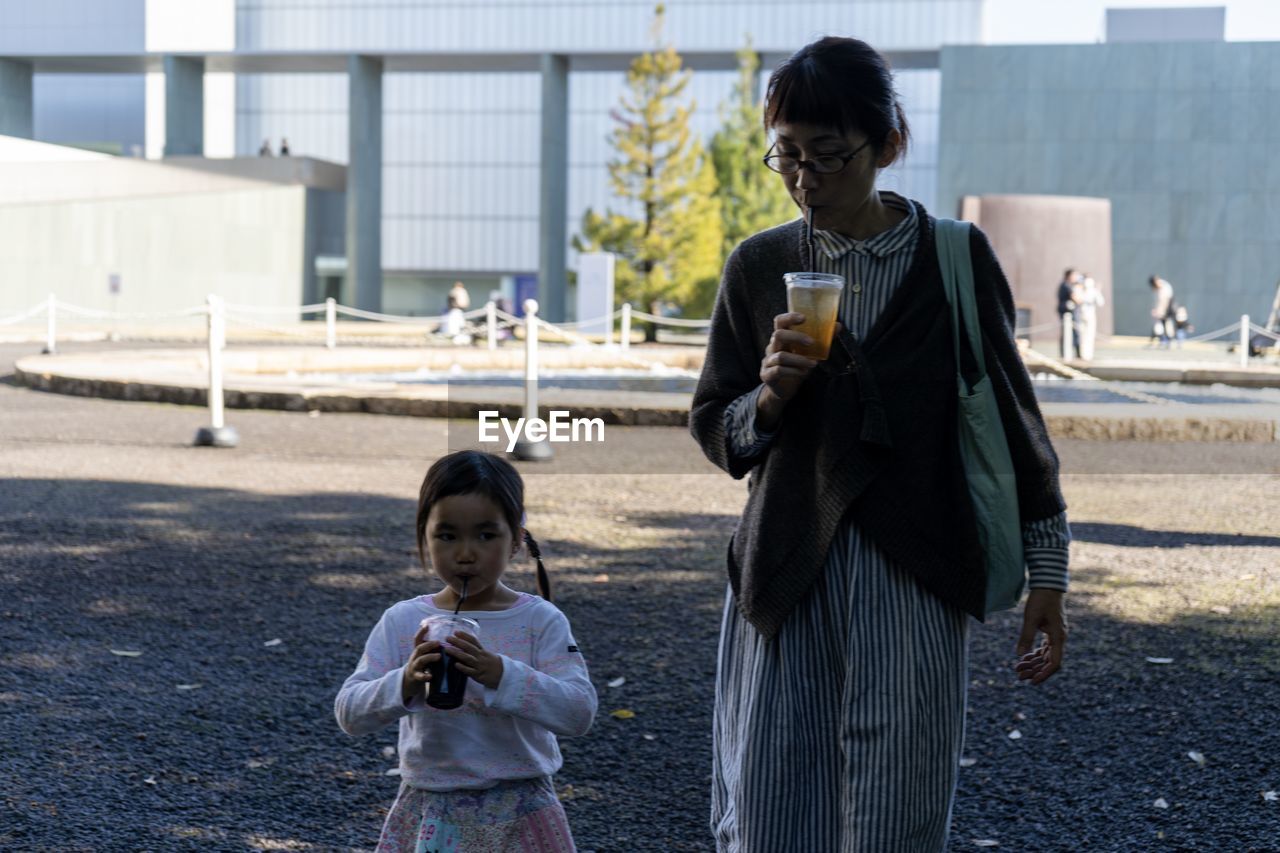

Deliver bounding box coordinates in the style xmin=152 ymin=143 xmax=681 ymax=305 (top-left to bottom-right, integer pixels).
xmin=258 ymin=138 xmax=273 ymax=157
xmin=1074 ymin=272 xmax=1105 ymax=361
xmin=279 ymin=138 xmax=291 ymax=156
xmin=690 ymin=36 xmax=1069 ymax=853
xmin=1149 ymin=275 xmax=1175 ymax=348
xmin=1056 ymin=268 xmax=1082 ymax=359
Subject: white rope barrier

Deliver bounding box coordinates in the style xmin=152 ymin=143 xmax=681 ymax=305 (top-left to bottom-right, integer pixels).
xmin=628 ymin=309 xmax=712 ymax=328
xmin=57 ymin=302 xmax=206 ymax=320
xmin=1184 ymin=321 xmax=1243 ymax=343
xmin=223 ymin=311 xmax=331 ymax=338
xmin=221 ymin=302 xmax=327 ymax=315
xmin=1249 ymin=323 xmax=1280 ymax=343
xmin=333 ymin=304 xmax=443 ymax=325
xmin=0 ymin=301 xmax=48 ymax=326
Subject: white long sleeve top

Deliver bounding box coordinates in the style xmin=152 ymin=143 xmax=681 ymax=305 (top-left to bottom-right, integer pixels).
xmin=335 ymin=592 xmax=597 ymax=791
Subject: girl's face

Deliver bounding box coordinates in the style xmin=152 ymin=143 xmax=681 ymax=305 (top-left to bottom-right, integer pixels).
xmin=771 ymin=121 xmax=898 ymax=234
xmin=423 ymin=492 xmax=519 ymax=606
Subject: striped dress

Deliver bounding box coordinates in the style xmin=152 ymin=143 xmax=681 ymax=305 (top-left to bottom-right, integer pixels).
xmin=714 ymin=193 xmax=1069 ymax=852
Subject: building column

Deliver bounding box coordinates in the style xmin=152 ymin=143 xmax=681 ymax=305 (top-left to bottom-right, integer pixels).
xmin=0 ymin=59 xmax=34 ymax=139
xmin=163 ymin=56 xmax=204 ymax=156
xmin=347 ymin=55 xmax=383 ymax=313
xmin=538 ymin=53 xmax=569 ymax=323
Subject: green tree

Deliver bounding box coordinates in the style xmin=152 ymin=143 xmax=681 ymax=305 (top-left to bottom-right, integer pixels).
xmin=573 ymin=5 xmax=724 ymax=331
xmin=710 ymin=43 xmax=796 ymax=258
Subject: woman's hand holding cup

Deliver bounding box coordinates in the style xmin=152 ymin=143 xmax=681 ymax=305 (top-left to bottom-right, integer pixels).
xmin=757 ymin=312 xmax=842 ymax=431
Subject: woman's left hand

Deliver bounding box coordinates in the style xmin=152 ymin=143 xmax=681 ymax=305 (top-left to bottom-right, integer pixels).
xmin=446 ymin=631 xmax=505 ymax=690
xmin=1014 ymin=590 xmax=1066 ymax=685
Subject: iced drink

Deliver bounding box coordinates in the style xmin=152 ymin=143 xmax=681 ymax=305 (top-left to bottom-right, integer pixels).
xmin=785 ymin=272 xmax=844 ymax=360
xmin=419 ymin=615 xmax=480 ymax=710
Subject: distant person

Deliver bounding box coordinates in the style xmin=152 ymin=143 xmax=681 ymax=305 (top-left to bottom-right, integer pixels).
xmin=447 ymin=281 xmax=471 ymax=311
xmin=336 ymin=450 xmax=595 ymax=851
xmin=279 ymin=138 xmax=291 ymax=156
xmin=1173 ymin=303 xmax=1192 ymax=348
xmin=1074 ymin=273 xmax=1105 ymax=361
xmin=258 ymin=138 xmax=273 ymax=157
xmin=488 ymin=290 xmax=514 ymax=340
xmin=1056 ymin=267 xmax=1082 ymax=359
xmin=1149 ymin=275 xmax=1175 ymax=348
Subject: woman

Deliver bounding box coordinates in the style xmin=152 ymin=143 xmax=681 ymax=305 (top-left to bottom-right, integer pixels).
xmin=689 ymin=37 xmax=1070 ymax=852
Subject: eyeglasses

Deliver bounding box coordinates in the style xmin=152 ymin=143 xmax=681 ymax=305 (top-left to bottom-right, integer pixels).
xmin=762 ymin=139 xmax=873 ymax=175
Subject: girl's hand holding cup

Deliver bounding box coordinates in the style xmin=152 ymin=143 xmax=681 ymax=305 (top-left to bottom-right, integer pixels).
xmin=444 ymin=631 xmax=504 ymax=690
xmin=401 ymin=625 xmax=443 ymax=705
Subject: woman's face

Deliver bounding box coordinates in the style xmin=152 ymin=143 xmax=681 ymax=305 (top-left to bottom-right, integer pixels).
xmin=770 ymin=122 xmax=898 ymax=232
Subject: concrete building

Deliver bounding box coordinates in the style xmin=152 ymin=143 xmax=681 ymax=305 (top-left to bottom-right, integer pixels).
xmin=0 ymin=0 xmax=968 ymax=320
xmin=2 ymin=2 xmax=1277 ymax=334
xmin=937 ymin=39 xmax=1280 ymax=335
xmin=0 ymin=134 xmax=343 ymax=317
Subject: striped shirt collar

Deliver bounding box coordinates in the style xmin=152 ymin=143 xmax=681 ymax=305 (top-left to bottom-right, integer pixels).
xmin=813 ymin=192 xmax=917 ymax=260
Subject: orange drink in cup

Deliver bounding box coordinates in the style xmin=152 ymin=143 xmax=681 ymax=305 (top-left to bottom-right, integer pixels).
xmin=784 ymin=272 xmax=844 ymax=360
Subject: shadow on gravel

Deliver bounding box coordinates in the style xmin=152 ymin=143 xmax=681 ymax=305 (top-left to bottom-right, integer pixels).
xmin=1071 ymin=521 xmax=1280 ymax=549
xmin=958 ymin=589 xmax=1280 ymax=850
xmin=0 ymin=478 xmax=728 ymax=852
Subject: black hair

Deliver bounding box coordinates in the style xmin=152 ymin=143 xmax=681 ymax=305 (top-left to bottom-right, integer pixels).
xmin=416 ymin=450 xmax=551 ymax=601
xmin=763 ymin=36 xmax=910 ymax=165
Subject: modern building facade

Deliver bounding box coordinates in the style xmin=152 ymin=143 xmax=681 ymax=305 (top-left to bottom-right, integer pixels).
xmin=937 ymin=39 xmax=1280 ymax=335
xmin=3 ymin=2 xmax=1276 ymax=334
xmin=0 ymin=0 xmax=967 ymax=319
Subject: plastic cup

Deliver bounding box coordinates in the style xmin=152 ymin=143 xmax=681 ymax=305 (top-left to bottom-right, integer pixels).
xmin=784 ymin=272 xmax=845 ymax=360
xmin=419 ymin=615 xmax=480 ymax=710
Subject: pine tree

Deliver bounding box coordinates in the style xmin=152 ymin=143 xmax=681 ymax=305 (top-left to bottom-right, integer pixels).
xmin=573 ymin=5 xmax=724 ymax=330
xmin=710 ymin=44 xmax=796 ymax=258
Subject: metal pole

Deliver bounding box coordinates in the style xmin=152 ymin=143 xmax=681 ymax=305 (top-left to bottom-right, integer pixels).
xmin=1240 ymin=314 xmax=1250 ymax=368
xmin=43 ymin=293 xmax=56 ymax=354
xmin=621 ymin=303 xmax=631 ymax=353
xmin=486 ymin=300 xmax=497 ymax=351
xmin=512 ymin=298 xmax=552 ymax=460
xmin=326 ymin=297 xmax=337 ymax=349
xmin=195 ymin=295 xmax=238 ymax=448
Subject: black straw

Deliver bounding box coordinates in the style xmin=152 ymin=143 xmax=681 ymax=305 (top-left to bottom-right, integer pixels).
xmin=453 ymin=577 xmax=468 ymax=615
xmin=805 ymin=206 xmax=815 ymax=273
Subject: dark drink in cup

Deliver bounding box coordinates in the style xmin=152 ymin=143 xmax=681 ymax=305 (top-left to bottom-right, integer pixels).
xmin=784 ymin=272 xmax=844 ymax=360
xmin=419 ymin=615 xmax=480 ymax=710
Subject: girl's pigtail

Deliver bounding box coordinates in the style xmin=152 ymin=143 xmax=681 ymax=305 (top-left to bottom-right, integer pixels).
xmin=524 ymin=530 xmax=551 ymax=602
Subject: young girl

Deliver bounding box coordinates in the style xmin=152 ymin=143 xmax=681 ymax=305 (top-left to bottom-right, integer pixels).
xmin=336 ymin=450 xmax=597 ymax=852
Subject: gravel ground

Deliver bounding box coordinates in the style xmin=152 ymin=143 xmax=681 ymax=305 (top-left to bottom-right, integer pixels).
xmin=2 ymin=342 xmax=1279 ymax=852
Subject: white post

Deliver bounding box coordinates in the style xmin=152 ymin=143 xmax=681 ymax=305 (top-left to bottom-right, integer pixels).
xmin=605 ymin=307 xmax=614 ymax=348
xmin=44 ymin=293 xmax=57 ymax=354
xmin=621 ymin=303 xmax=632 ymax=353
xmin=1061 ymin=312 xmax=1074 ymax=361
xmin=512 ymin=299 xmax=552 ymax=460
xmin=1240 ymin=314 xmax=1250 ymax=368
xmin=486 ymin=300 xmax=497 ymax=351
xmin=194 ymin=295 xmax=238 ymax=447
xmin=326 ymin=297 xmax=337 ymax=350
xmin=209 ymin=295 xmax=225 ymax=429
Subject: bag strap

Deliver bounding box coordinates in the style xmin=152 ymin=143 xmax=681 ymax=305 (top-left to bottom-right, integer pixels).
xmin=935 ymin=218 xmax=986 ymax=385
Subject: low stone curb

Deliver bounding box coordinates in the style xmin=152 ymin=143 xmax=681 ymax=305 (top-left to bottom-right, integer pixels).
xmin=15 ymin=363 xmax=1279 ymax=441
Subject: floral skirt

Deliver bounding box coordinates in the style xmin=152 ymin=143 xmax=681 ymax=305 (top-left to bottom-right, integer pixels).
xmin=377 ymin=776 xmax=575 ymax=853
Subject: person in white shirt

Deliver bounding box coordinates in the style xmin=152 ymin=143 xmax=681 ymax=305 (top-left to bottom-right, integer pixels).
xmin=1073 ymin=273 xmax=1105 ymax=361
xmin=336 ymin=451 xmax=597 ymax=852
xmin=1149 ymin=275 xmax=1175 ymax=348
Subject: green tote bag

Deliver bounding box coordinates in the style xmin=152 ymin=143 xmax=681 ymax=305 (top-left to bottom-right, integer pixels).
xmin=935 ymin=218 xmax=1025 ymax=614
